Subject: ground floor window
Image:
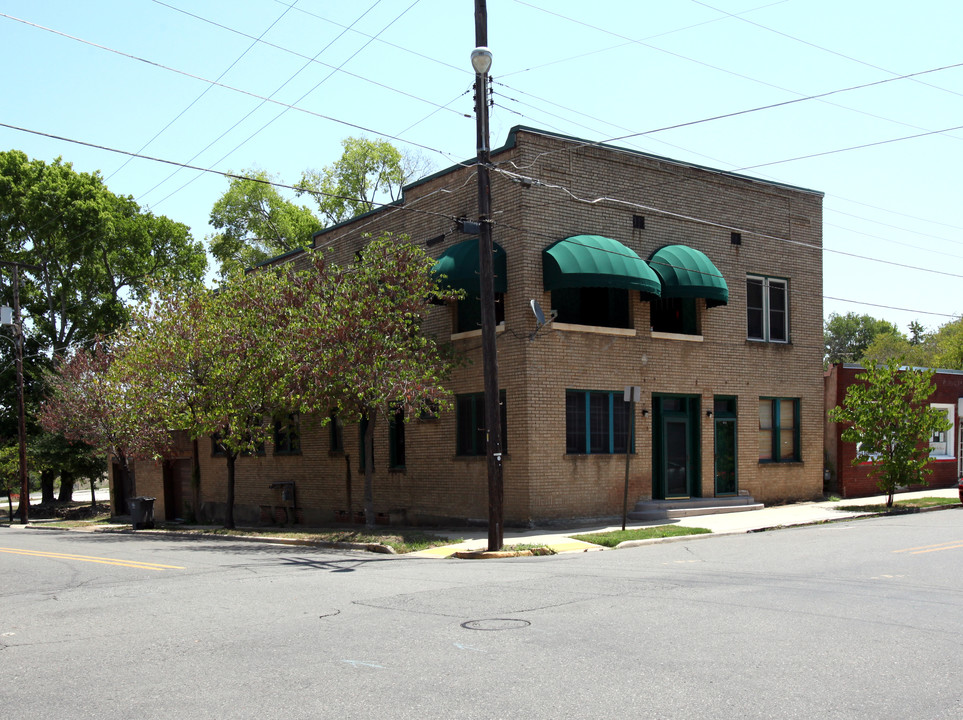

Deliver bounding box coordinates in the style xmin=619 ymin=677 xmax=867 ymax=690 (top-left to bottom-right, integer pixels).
xmin=759 ymin=397 xmax=799 ymax=462
xmin=273 ymin=414 xmax=301 ymax=455
xmin=566 ymin=390 xmax=632 ymax=454
xmin=389 ymin=411 xmax=406 ymax=469
xmin=929 ymin=403 xmax=955 ymax=458
xmin=456 ymin=391 xmax=507 ymax=456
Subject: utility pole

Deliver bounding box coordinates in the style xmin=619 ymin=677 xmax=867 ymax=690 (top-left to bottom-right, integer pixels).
xmin=473 ymin=0 xmax=503 ymax=551
xmin=0 ymin=260 xmax=40 ymax=524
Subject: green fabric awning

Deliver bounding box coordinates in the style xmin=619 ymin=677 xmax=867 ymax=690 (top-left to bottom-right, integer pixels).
xmin=648 ymin=245 xmax=729 ymax=307
xmin=431 ymin=238 xmax=507 ymax=294
xmin=542 ymin=235 xmax=661 ymax=295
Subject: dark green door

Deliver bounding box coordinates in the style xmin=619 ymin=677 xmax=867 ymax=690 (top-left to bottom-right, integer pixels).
xmin=653 ymin=395 xmax=700 ymax=499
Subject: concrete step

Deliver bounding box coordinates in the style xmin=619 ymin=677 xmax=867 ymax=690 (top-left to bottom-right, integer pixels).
xmin=628 ymin=496 xmax=763 ymax=522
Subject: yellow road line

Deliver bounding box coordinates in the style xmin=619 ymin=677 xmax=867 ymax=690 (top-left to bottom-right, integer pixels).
xmin=893 ymin=541 xmax=963 ymax=555
xmin=0 ymin=547 xmax=184 ymax=570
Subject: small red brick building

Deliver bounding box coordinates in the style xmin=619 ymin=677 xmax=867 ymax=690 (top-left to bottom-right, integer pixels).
xmin=824 ymin=363 xmax=963 ymax=498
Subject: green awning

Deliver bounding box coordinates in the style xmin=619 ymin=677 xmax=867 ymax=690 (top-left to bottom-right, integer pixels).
xmin=648 ymin=245 xmax=728 ymax=307
xmin=432 ymin=238 xmax=507 ymax=294
xmin=542 ymin=235 xmax=661 ymax=295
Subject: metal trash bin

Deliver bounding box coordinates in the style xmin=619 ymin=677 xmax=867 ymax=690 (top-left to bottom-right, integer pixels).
xmin=128 ymin=496 xmax=156 ymax=530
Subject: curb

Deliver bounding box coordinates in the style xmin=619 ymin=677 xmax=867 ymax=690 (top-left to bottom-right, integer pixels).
xmin=453 ymin=547 xmax=556 ymax=559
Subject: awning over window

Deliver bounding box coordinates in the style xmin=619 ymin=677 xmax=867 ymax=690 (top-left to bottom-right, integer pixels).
xmin=648 ymin=245 xmax=728 ymax=307
xmin=542 ymin=235 xmax=661 ymax=295
xmin=431 ymin=238 xmax=507 ymax=294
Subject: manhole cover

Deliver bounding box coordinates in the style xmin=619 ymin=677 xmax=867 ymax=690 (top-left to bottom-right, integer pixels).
xmin=461 ymin=618 xmax=531 ymax=631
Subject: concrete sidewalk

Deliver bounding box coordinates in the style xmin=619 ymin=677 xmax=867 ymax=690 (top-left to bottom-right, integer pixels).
xmin=409 ymin=487 xmax=963 ymax=558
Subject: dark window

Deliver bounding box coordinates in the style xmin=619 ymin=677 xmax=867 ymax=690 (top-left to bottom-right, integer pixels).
xmin=747 ymin=275 xmax=789 ymax=343
xmin=273 ymin=414 xmax=301 ymax=455
xmin=329 ymin=414 xmax=344 ymax=453
xmin=566 ymin=390 xmax=633 ymax=454
xmin=211 ymin=433 xmax=226 ymax=457
xmin=650 ymin=296 xmax=697 ymax=335
xmin=759 ymin=398 xmax=799 ymax=462
xmin=456 ymin=391 xmax=507 ymax=456
xmin=389 ymin=412 xmax=406 ymax=469
xmin=456 ymin=292 xmax=505 ymax=333
xmin=552 ymin=287 xmax=630 ymax=329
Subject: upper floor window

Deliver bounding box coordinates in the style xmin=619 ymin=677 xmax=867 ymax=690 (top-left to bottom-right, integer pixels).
xmin=552 ymin=287 xmax=630 ymax=329
xmin=747 ymin=275 xmax=788 ymax=343
xmin=650 ymin=296 xmax=697 ymax=335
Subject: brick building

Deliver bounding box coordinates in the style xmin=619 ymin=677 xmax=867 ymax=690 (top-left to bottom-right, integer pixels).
xmin=824 ymin=363 xmax=963 ymax=498
xmin=127 ymin=126 xmax=825 ymax=527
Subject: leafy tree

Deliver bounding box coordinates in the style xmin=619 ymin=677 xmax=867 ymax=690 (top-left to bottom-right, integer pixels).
xmin=297 ymin=137 xmax=429 ymax=226
xmin=116 ymin=273 xmax=299 ymax=529
xmin=207 ymin=170 xmax=320 ymax=278
xmin=829 ymin=358 xmax=951 ymax=507
xmin=824 ymin=312 xmax=900 ymax=366
xmin=909 ymin=320 xmax=927 ymax=346
xmin=0 ymin=150 xmax=206 ymax=502
xmin=39 ymin=342 xmax=172 ymax=507
xmin=289 ymin=236 xmax=458 ymax=527
xmin=928 ymin=317 xmax=963 ymax=370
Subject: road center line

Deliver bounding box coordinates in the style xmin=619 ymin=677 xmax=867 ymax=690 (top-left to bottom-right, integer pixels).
xmin=893 ymin=541 xmax=963 ymax=554
xmin=0 ymin=547 xmax=184 ymax=570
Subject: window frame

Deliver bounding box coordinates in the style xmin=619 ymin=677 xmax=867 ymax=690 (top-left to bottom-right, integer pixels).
xmin=758 ymin=397 xmax=800 ymax=463
xmin=566 ymin=390 xmax=635 ymax=455
xmin=389 ymin=411 xmax=406 ymax=469
xmin=747 ymin=275 xmax=789 ymax=343
xmin=929 ymin=403 xmax=955 ymax=459
xmin=273 ymin=413 xmax=301 ymax=456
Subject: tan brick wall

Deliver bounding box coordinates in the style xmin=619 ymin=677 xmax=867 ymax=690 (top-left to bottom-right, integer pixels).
xmin=139 ymin=127 xmax=825 ymax=526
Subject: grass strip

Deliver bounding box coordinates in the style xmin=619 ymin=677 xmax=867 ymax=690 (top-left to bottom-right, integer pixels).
xmin=572 ymin=525 xmax=711 ymax=547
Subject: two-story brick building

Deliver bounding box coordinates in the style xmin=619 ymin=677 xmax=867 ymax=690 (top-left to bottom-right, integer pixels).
xmin=128 ymin=126 xmax=825 ymax=527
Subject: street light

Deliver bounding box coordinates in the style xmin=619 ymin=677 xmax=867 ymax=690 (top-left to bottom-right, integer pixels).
xmin=471 ymin=36 xmax=503 ymax=551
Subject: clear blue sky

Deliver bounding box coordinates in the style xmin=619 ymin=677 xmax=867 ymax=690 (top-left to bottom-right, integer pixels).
xmin=2 ymin=0 xmax=961 ymax=334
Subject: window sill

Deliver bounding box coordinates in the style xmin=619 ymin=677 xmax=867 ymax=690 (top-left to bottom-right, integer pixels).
xmin=747 ymin=337 xmax=791 ymax=345
xmin=553 ymin=322 xmax=636 ymax=337
xmin=758 ymin=460 xmax=803 ymax=466
xmin=651 ymin=331 xmax=703 ymax=343
xmin=451 ymin=322 xmax=506 ymax=341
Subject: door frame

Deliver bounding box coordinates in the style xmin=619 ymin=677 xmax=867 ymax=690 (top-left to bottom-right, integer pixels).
xmin=652 ymin=394 xmax=701 ymax=500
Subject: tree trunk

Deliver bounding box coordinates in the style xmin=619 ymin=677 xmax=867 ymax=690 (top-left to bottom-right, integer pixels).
xmin=363 ymin=413 xmax=376 ymax=529
xmin=90 ymin=475 xmax=97 ymax=511
xmin=57 ymin=470 xmax=75 ymax=502
xmin=224 ymin=452 xmax=236 ymax=530
xmin=191 ymin=437 xmax=201 ymax=523
xmin=40 ymin=469 xmax=56 ymax=504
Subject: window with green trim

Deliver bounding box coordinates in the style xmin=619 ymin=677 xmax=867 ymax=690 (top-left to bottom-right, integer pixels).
xmin=566 ymin=390 xmax=633 ymax=454
xmin=456 ymin=391 xmax=507 ymax=456
xmin=759 ymin=397 xmax=799 ymax=462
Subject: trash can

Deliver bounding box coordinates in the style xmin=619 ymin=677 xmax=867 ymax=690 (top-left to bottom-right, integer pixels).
xmin=128 ymin=496 xmax=156 ymax=530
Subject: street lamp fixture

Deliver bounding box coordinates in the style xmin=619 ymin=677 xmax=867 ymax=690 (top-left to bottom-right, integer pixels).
xmin=471 ymin=46 xmax=492 ymax=75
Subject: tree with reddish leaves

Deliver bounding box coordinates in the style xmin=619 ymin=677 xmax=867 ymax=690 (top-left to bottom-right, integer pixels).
xmin=39 ymin=341 xmax=174 ymax=511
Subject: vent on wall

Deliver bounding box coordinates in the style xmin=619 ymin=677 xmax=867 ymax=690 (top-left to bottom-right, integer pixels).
xmin=730 ymin=232 xmax=742 ymax=245
xmin=632 ymin=215 xmax=645 ymax=230
xmin=426 ymin=234 xmax=445 ymax=247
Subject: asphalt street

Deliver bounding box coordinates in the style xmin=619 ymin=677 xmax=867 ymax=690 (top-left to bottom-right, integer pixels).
xmin=2 ymin=511 xmax=961 ymax=719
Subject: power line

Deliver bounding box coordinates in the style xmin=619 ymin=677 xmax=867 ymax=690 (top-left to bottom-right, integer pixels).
xmin=0 ymin=11 xmax=465 ymax=167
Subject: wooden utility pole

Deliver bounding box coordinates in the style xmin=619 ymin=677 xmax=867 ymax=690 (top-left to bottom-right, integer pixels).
xmin=473 ymin=0 xmax=503 ymax=551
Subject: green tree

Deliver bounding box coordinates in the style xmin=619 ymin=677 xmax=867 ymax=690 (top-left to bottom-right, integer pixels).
xmin=207 ymin=170 xmax=320 ymax=278
xmin=289 ymin=235 xmax=458 ymax=527
xmin=928 ymin=317 xmax=963 ymax=370
xmin=116 ymin=272 xmax=299 ymax=529
xmin=0 ymin=149 xmax=207 ymax=502
xmin=824 ymin=312 xmax=900 ymax=366
xmin=828 ymin=358 xmax=951 ymax=507
xmin=297 ymin=137 xmax=428 ymax=226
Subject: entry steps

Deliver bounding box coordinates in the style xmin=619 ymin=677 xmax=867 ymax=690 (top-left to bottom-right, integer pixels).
xmin=628 ymin=495 xmax=763 ymax=521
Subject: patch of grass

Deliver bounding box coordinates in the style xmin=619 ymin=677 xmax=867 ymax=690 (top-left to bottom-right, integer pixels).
xmin=572 ymin=525 xmax=711 ymax=547
xmin=836 ymin=496 xmax=960 ymax=513
xmin=40 ymin=513 xmax=114 ymax=529
xmin=165 ymin=526 xmax=460 ymax=554
xmin=506 ymin=543 xmax=557 ymax=555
